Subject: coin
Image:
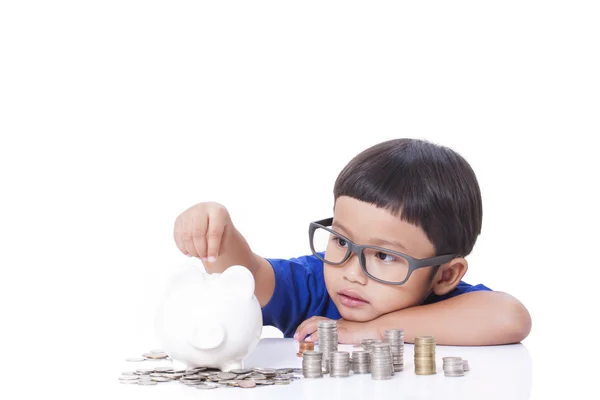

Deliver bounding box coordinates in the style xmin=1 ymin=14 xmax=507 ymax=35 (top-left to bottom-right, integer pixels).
xmin=383 ymin=329 xmax=404 ymax=373
xmin=216 ymin=372 xmax=236 ymax=380
xmin=317 ymin=320 xmax=338 ymax=373
xmin=138 ymin=380 xmax=158 ymax=385
xmin=239 ymin=380 xmax=257 ymax=388
xmin=119 ymin=379 xmax=139 ymax=384
xmin=302 ymin=350 xmax=324 ymax=378
xmin=126 ymin=357 xmax=146 ymax=362
xmin=463 ymin=360 xmax=470 ymax=371
xmin=414 ymin=336 xmax=436 ymax=375
xmin=119 ymin=375 xmax=139 ymax=380
xmin=370 ymin=342 xmax=393 ymax=380
xmin=230 ymin=368 xmax=252 ymax=374
xmin=196 ymin=383 xmax=218 ymax=389
xmin=330 ymin=351 xmax=350 ymax=377
xmin=443 ymin=356 xmax=464 ymax=377
xmin=143 ymin=352 xmax=168 ymax=359
xmin=351 ymin=350 xmax=370 ymax=374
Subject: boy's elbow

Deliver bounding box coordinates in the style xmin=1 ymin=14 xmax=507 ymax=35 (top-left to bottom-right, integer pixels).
xmin=502 ymin=293 xmax=532 ymax=343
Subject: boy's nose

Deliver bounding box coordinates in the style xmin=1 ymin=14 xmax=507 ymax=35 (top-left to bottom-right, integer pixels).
xmin=342 ymin=254 xmax=368 ymax=285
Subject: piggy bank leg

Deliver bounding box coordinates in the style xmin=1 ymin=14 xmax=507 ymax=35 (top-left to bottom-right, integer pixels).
xmin=219 ymin=360 xmax=242 ymax=372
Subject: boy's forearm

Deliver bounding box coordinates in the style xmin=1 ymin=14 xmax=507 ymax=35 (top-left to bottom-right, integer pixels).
xmin=373 ymin=291 xmax=532 ymax=346
xmin=202 ymin=227 xmax=274 ymax=307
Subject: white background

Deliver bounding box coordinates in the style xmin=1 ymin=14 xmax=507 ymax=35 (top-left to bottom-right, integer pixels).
xmin=1 ymin=1 xmax=598 ymax=399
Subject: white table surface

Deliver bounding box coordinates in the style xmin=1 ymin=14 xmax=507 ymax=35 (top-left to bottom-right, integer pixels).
xmin=111 ymin=338 xmax=532 ymax=400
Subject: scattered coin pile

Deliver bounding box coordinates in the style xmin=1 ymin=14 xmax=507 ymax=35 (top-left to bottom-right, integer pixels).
xmin=370 ymin=342 xmax=393 ymax=380
xmin=442 ymin=357 xmax=465 ymax=377
xmin=414 ymin=336 xmax=437 ymax=375
xmin=120 ymin=350 xmax=301 ymax=388
xmin=350 ymin=350 xmax=370 ymax=374
xmin=383 ymin=329 xmax=405 ymax=372
xmin=329 ymin=351 xmax=351 ymax=377
xmin=297 ymin=341 xmax=314 ymax=357
xmin=302 ymin=350 xmax=324 ymax=378
xmin=317 ymin=320 xmax=338 ymax=373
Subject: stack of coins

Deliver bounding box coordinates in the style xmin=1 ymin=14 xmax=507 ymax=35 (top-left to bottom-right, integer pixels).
xmin=383 ymin=329 xmax=405 ymax=372
xmin=414 ymin=336 xmax=436 ymax=375
xmin=462 ymin=360 xmax=470 ymax=371
xmin=317 ymin=320 xmax=338 ymax=373
xmin=442 ymin=357 xmax=464 ymax=377
xmin=329 ymin=351 xmax=351 ymax=377
xmin=370 ymin=342 xmax=393 ymax=380
xmin=360 ymin=338 xmax=377 ymax=353
xmin=302 ymin=350 xmax=324 ymax=378
xmin=297 ymin=341 xmax=314 ymax=357
xmin=351 ymin=351 xmax=371 ymax=374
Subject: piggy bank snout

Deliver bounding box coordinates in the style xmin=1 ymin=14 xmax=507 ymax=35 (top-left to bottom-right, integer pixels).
xmin=187 ymin=323 xmax=226 ymax=350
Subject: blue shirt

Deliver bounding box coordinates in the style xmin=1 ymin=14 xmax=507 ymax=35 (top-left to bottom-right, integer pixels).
xmin=261 ymin=253 xmax=492 ymax=338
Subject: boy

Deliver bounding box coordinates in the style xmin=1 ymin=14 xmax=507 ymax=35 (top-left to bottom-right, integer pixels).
xmin=173 ymin=138 xmax=531 ymax=345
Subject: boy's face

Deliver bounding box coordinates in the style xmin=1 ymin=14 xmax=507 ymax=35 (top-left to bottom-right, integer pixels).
xmin=323 ymin=196 xmax=437 ymax=322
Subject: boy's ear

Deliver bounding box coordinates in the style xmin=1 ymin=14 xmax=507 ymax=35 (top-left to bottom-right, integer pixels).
xmin=431 ymin=257 xmax=468 ymax=296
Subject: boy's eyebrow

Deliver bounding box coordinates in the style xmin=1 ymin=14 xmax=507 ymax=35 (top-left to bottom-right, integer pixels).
xmin=332 ymin=221 xmax=408 ymax=252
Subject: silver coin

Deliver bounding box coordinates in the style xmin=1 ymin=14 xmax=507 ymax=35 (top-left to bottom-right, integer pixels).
xmin=239 ymin=380 xmax=257 ymax=388
xmin=138 ymin=380 xmax=158 ymax=385
xmin=136 ymin=368 xmax=155 ymax=374
xmin=150 ymin=376 xmax=172 ymax=382
xmin=154 ymin=367 xmax=174 ymax=372
xmin=126 ymin=357 xmax=146 ymax=362
xmin=121 ymin=371 xmax=137 ymax=376
xmin=230 ymin=368 xmax=252 ymax=374
xmin=217 ymin=372 xmax=237 ymax=380
xmin=143 ymin=352 xmax=168 ymax=359
xmin=195 ymin=383 xmax=218 ymax=389
xmin=119 ymin=375 xmax=139 ymax=381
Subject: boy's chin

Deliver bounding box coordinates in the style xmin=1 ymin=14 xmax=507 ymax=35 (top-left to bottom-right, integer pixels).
xmin=337 ymin=304 xmax=379 ymax=322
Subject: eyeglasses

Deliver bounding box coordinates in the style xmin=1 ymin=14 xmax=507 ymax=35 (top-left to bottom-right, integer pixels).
xmin=308 ymin=218 xmax=456 ymax=285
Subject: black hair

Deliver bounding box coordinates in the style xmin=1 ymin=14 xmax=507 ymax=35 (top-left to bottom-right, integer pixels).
xmin=333 ymin=138 xmax=483 ymax=257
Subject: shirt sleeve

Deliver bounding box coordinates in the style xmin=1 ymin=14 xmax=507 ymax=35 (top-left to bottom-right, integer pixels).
xmin=261 ymin=254 xmax=331 ymax=338
xmin=422 ymin=281 xmax=492 ymax=305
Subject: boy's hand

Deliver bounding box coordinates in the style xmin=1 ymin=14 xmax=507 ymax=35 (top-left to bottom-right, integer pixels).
xmin=293 ymin=316 xmax=381 ymax=345
xmin=173 ymin=202 xmax=233 ymax=262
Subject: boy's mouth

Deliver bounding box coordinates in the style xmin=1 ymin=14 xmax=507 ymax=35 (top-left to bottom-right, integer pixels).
xmin=337 ymin=289 xmax=369 ymax=308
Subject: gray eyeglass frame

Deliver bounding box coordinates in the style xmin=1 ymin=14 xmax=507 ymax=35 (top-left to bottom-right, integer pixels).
xmin=309 ymin=217 xmax=456 ymax=285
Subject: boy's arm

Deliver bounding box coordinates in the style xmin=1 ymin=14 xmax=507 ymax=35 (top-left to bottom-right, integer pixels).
xmin=296 ymin=291 xmax=531 ymax=345
xmin=373 ymin=291 xmax=532 ymax=345
xmin=202 ymin=226 xmax=275 ymax=308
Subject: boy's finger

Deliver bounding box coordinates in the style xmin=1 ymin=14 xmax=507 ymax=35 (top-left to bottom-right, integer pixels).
xmin=182 ymin=218 xmax=199 ymax=257
xmin=206 ymin=213 xmax=226 ymax=261
xmin=173 ymin=216 xmax=189 ymax=255
xmin=294 ymin=318 xmax=319 ymax=340
xmin=191 ymin=216 xmax=208 ymax=259
xmin=293 ymin=317 xmax=314 ymax=339
xmin=306 ymin=332 xmax=319 ymax=342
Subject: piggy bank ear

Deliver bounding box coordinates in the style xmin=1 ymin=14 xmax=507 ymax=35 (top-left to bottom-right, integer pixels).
xmin=220 ymin=265 xmax=255 ymax=298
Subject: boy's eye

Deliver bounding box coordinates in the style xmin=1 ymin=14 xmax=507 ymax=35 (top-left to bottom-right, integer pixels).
xmin=376 ymin=252 xmax=396 ymax=262
xmin=334 ymin=237 xmax=348 ymax=247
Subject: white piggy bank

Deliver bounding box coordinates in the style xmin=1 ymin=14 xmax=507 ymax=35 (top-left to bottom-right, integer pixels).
xmin=155 ymin=265 xmax=263 ymax=372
